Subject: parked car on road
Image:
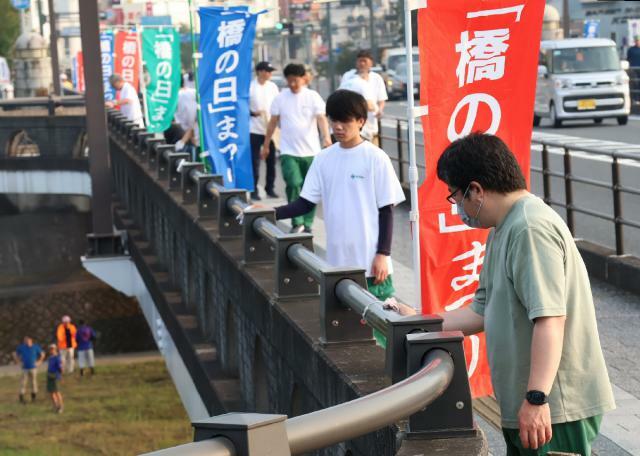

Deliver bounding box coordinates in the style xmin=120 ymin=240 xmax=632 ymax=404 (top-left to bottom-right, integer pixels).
xmin=534 ymin=38 xmax=630 ymax=127
xmin=385 ymin=62 xmax=420 ymax=100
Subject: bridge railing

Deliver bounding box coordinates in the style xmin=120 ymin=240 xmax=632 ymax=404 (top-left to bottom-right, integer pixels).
xmin=106 ymin=109 xmax=479 ymax=455
xmin=376 ymin=115 xmax=640 ymax=256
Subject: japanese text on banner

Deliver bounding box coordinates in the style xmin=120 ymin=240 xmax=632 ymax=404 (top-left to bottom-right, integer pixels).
xmin=115 ymin=31 xmax=140 ymax=92
xmin=100 ymin=32 xmax=115 ymax=101
xmin=417 ymin=1 xmax=544 ymax=397
xmin=141 ymin=28 xmax=181 ymax=133
xmin=198 ymin=7 xmax=258 ymax=190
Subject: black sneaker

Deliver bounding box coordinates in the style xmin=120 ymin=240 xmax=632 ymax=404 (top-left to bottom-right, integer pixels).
xmin=303 ymin=227 xmax=313 ymax=234
xmin=250 ymin=192 xmax=261 ymax=201
xmin=265 ymin=190 xmax=279 ymax=198
xmin=290 ymin=225 xmax=305 ymax=234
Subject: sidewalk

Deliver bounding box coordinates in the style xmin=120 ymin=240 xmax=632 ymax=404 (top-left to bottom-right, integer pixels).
xmin=253 ymin=166 xmax=640 ymax=456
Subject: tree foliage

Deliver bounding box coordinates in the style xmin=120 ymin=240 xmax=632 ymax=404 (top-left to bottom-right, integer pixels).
xmin=0 ymin=0 xmax=21 ymax=61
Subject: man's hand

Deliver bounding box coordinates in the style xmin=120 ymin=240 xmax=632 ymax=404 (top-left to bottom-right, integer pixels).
xmin=322 ymin=139 xmax=333 ymax=148
xmin=518 ymin=400 xmax=552 ymax=450
xmin=375 ymin=110 xmax=383 ymax=119
xmin=260 ymin=144 xmax=270 ymax=160
xmin=370 ymin=254 xmax=389 ymax=285
xmin=105 ymin=101 xmax=115 ymax=109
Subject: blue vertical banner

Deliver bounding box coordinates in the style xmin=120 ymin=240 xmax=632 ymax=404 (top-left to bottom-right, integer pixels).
xmin=583 ymin=20 xmax=599 ymax=38
xmin=100 ymin=31 xmax=115 ymax=101
xmin=198 ymin=7 xmax=258 ymax=190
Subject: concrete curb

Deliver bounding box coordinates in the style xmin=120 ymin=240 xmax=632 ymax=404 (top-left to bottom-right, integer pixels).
xmin=577 ymin=240 xmax=640 ymax=296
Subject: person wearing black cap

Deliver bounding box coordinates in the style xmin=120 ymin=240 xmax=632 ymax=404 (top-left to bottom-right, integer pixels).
xmin=249 ymin=62 xmax=280 ymax=200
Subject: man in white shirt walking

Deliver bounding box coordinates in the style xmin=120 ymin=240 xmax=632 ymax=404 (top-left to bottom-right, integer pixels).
xmin=340 ymin=50 xmax=388 ymax=145
xmin=106 ymin=74 xmax=144 ymax=128
xmin=262 ymin=63 xmax=331 ymax=233
xmin=173 ymin=73 xmax=198 ymax=160
xmin=249 ymin=62 xmax=280 ymax=200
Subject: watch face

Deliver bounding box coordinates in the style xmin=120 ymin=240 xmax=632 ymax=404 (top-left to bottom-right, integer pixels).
xmin=527 ymin=390 xmax=547 ymax=405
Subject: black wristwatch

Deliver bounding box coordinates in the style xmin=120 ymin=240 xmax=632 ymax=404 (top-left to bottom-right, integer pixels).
xmin=526 ymin=390 xmax=548 ymax=406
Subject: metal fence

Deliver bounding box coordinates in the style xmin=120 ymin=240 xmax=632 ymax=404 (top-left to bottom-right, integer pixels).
xmin=106 ymin=110 xmax=479 ymax=455
xmin=376 ymin=115 xmax=640 ymax=257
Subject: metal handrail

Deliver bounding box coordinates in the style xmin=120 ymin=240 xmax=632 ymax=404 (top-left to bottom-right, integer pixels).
xmin=143 ymin=348 xmax=453 ymax=456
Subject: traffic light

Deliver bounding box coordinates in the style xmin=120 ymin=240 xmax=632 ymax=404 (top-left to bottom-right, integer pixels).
xmin=275 ymin=22 xmax=284 ymax=31
xmin=287 ymin=22 xmax=294 ymax=34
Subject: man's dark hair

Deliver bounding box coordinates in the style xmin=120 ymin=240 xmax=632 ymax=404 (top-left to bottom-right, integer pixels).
xmin=436 ymin=133 xmax=527 ymax=193
xmin=356 ymin=49 xmax=374 ymax=61
xmin=326 ymin=90 xmax=368 ymax=122
xmin=283 ymin=63 xmax=306 ymax=78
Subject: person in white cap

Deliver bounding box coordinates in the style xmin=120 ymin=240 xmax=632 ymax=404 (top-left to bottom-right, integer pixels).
xmin=56 ymin=315 xmax=77 ymax=373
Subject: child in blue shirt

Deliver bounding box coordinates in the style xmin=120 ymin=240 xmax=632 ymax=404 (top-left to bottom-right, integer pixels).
xmin=46 ymin=344 xmax=64 ymax=414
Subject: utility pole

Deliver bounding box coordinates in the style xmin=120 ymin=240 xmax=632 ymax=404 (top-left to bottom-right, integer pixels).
xmin=367 ymin=0 xmax=377 ymax=60
xmin=48 ymin=0 xmax=61 ymax=95
xmin=79 ymin=0 xmax=113 ymax=235
xmin=327 ymin=2 xmax=334 ymax=91
xmin=562 ymin=0 xmax=570 ymax=39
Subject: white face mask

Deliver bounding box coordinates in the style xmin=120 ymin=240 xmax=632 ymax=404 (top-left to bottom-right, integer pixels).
xmin=457 ymin=185 xmax=483 ymax=228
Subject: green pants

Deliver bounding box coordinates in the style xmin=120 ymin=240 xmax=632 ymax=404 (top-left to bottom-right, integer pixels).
xmin=280 ymin=154 xmax=316 ymax=228
xmin=502 ymin=415 xmax=602 ymax=456
xmin=366 ymin=276 xmax=395 ymax=349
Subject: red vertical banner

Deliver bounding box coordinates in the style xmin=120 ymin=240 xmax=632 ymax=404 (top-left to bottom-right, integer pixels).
xmin=76 ymin=51 xmax=85 ymax=93
xmin=114 ymin=30 xmax=140 ymax=91
xmin=417 ymin=1 xmax=544 ymax=397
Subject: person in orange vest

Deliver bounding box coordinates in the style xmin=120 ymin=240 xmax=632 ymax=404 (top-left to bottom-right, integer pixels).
xmin=56 ymin=315 xmax=77 ymax=374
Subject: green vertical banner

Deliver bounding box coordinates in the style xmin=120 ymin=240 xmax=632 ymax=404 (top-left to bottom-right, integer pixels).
xmin=141 ymin=28 xmax=181 ymax=133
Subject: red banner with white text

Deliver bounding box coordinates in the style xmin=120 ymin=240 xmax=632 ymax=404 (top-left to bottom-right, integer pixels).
xmin=75 ymin=51 xmax=85 ymax=93
xmin=417 ymin=0 xmax=544 ymax=397
xmin=114 ymin=30 xmax=140 ymax=91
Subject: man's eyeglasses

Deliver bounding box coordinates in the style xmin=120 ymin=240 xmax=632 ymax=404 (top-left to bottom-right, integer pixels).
xmin=446 ymin=188 xmax=460 ymax=204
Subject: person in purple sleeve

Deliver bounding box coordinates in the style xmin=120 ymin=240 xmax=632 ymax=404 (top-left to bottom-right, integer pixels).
xmin=46 ymin=344 xmax=64 ymax=414
xmin=76 ymin=319 xmax=96 ymax=377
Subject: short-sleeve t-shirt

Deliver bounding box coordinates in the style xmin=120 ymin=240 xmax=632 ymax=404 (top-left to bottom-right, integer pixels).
xmin=15 ymin=343 xmax=42 ymax=370
xmin=47 ymin=355 xmax=62 ymax=379
xmin=300 ymin=141 xmax=405 ymax=276
xmin=119 ymin=81 xmax=144 ymax=127
xmin=339 ymin=75 xmax=378 ymax=140
xmin=249 ymin=78 xmax=279 ymax=135
xmin=270 ymin=87 xmax=325 ymax=157
xmin=470 ymin=195 xmax=615 ymax=428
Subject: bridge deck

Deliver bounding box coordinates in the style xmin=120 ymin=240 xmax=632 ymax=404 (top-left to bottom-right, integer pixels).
xmin=253 ymin=162 xmax=640 ymax=456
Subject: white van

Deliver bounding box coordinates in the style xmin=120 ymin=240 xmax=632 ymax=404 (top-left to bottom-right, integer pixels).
xmin=534 ymin=38 xmax=630 ymax=127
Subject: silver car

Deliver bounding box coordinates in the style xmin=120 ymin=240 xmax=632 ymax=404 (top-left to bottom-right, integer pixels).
xmin=534 ymin=38 xmax=630 ymax=127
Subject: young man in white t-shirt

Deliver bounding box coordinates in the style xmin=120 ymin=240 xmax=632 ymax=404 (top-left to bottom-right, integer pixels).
xmin=249 ymin=61 xmax=280 ymax=201
xmin=106 ymin=74 xmax=144 ymax=128
xmin=340 ymin=50 xmax=388 ymax=145
xmin=261 ymin=63 xmax=331 ymax=233
xmin=273 ymin=89 xmax=405 ymax=299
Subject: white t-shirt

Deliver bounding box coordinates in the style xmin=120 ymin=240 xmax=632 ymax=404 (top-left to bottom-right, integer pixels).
xmin=250 ymin=78 xmax=279 ymax=135
xmin=174 ymin=88 xmax=197 ymax=132
xmin=300 ymin=141 xmax=405 ymax=276
xmin=119 ymin=81 xmax=144 ymax=127
xmin=340 ymin=70 xmax=388 ymax=137
xmin=339 ymin=75 xmax=379 ymax=140
xmin=270 ymin=87 xmax=325 ymax=157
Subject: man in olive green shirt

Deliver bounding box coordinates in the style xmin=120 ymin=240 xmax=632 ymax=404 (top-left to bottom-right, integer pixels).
xmin=437 ymin=133 xmax=615 ymax=455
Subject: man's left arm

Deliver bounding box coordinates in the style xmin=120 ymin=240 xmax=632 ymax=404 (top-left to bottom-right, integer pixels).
xmin=316 ymin=114 xmax=332 ymax=148
xmin=519 ymin=315 xmax=566 ymax=450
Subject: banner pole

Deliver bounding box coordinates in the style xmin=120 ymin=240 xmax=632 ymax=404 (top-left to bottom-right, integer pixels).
xmin=137 ymin=26 xmax=151 ymax=130
xmin=404 ymin=0 xmax=422 ymax=311
xmin=188 ymin=0 xmax=208 ymax=171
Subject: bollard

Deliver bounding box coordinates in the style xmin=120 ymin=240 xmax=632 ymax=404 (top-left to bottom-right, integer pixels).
xmin=192 ymin=413 xmax=291 ymax=456
xmin=385 ymin=315 xmax=443 ymax=384
xmin=273 ymin=233 xmax=319 ymax=299
xmin=318 ymin=268 xmax=373 ymax=344
xmin=180 ymin=163 xmax=204 ymax=204
xmin=242 ymin=208 xmax=276 ymax=264
xmin=197 ymin=174 xmax=223 ymax=219
xmin=216 ymin=189 xmax=248 ymax=238
xmin=405 ymin=331 xmax=476 ymax=438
